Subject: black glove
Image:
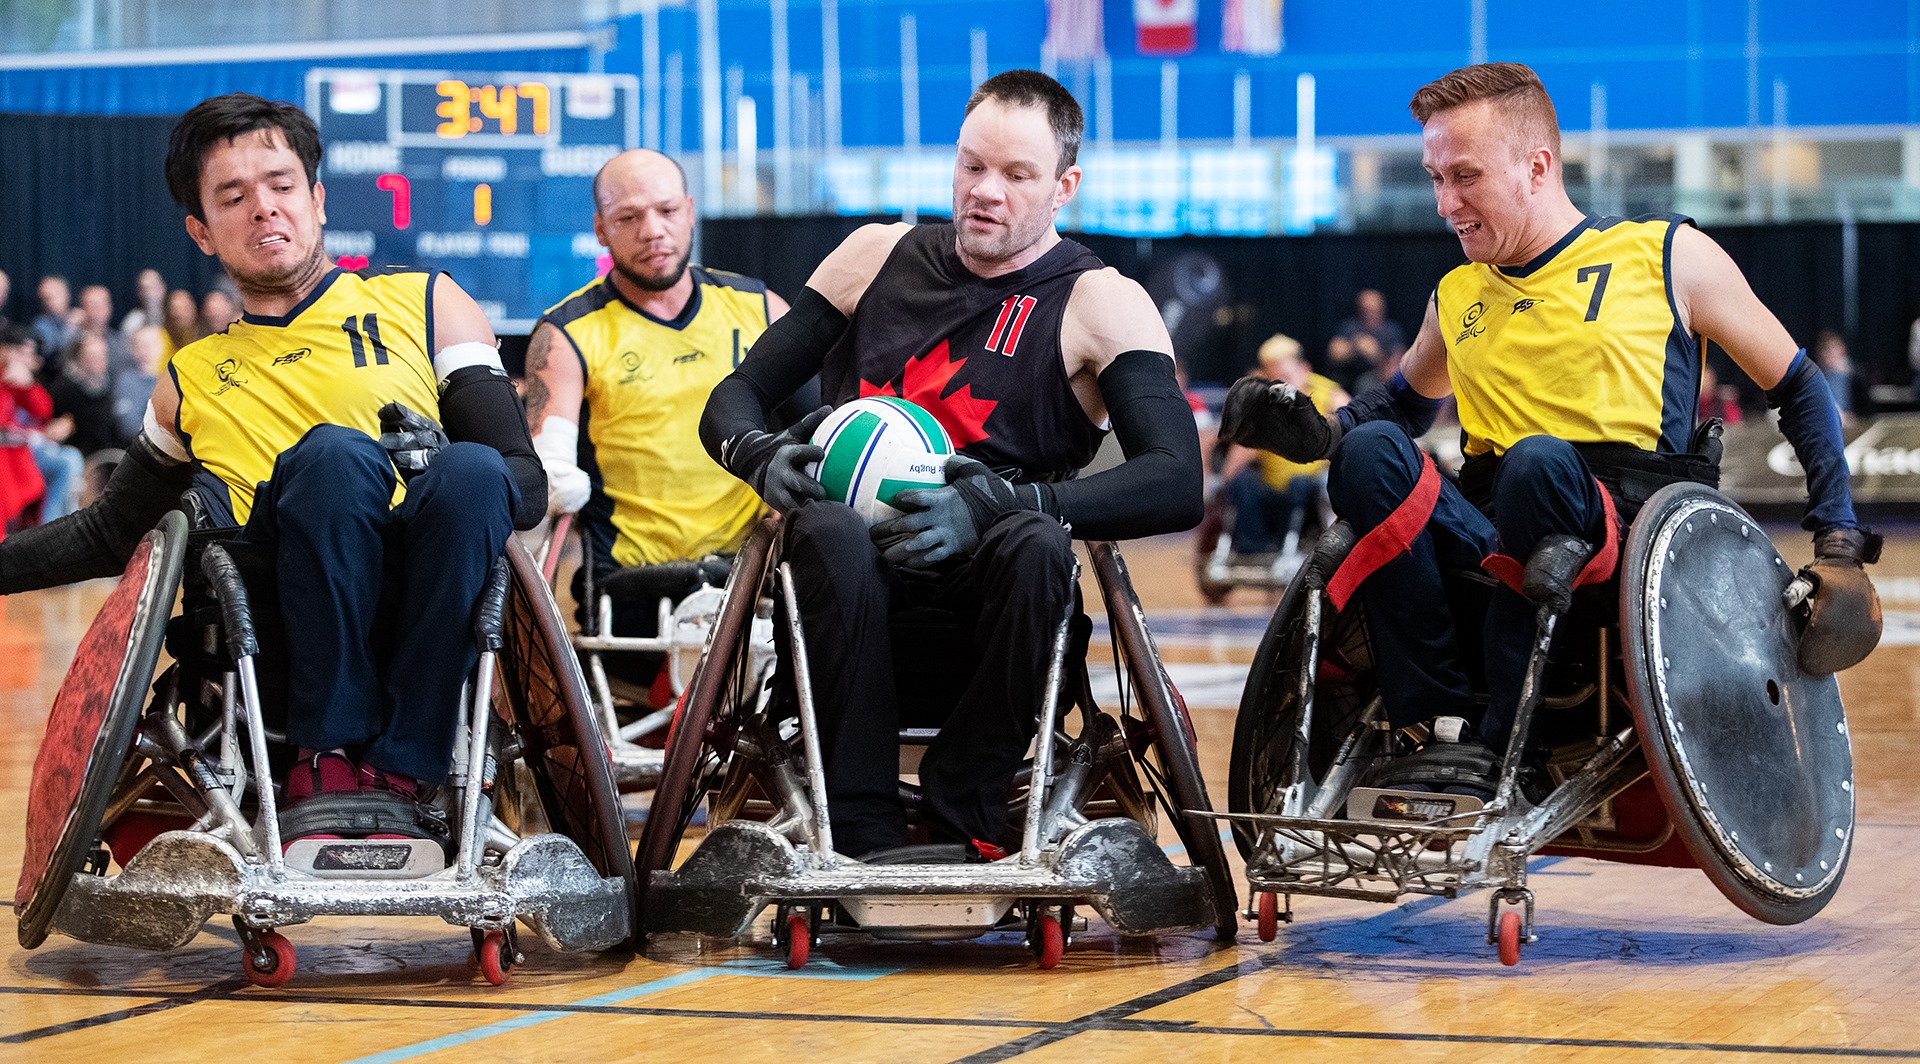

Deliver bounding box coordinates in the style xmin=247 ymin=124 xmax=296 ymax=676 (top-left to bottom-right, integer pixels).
xmin=718 ymin=405 xmax=831 ymax=513
xmin=1792 ymin=526 xmax=1883 ymax=675
xmin=871 ymin=455 xmax=1042 ymax=568
xmin=1218 ymin=375 xmax=1337 ymax=462
xmin=378 ymin=402 xmax=448 ymax=482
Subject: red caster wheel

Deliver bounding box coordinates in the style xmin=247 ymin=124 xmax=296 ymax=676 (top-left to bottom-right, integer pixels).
xmin=782 ymin=913 xmax=811 ymax=970
xmin=1497 ymin=910 xmax=1523 ymax=967
xmin=477 ymin=929 xmax=516 ymax=985
xmin=1256 ymin=892 xmax=1280 ymax=942
xmin=242 ymin=930 xmax=295 ymax=988
xmin=1031 ymin=911 xmax=1065 ymax=970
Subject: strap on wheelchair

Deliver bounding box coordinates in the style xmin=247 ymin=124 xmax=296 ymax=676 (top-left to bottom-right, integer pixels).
xmin=1326 ymin=450 xmax=1441 ymax=611
xmin=1478 ymin=479 xmax=1621 ymax=598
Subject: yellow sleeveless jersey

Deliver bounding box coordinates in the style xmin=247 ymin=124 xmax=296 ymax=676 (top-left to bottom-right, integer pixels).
xmin=170 ymin=268 xmax=440 ymax=523
xmin=1437 ymin=214 xmax=1699 ymax=458
xmin=1258 ymin=372 xmax=1341 ymax=489
xmin=541 ymin=267 xmax=769 ymax=568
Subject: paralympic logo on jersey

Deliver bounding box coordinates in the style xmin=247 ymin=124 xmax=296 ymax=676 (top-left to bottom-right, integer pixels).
xmin=1455 ymin=301 xmax=1487 ymax=344
xmin=213 ymin=358 xmax=247 ymax=395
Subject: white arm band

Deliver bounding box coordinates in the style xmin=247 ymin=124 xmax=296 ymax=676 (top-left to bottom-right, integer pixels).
xmin=433 ymin=340 xmax=505 ymax=383
xmin=533 ymin=415 xmax=580 ymax=467
xmin=142 ymin=400 xmax=190 ymax=462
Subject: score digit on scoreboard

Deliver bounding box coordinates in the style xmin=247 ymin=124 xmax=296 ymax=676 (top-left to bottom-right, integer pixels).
xmin=306 ymin=69 xmax=640 ymax=332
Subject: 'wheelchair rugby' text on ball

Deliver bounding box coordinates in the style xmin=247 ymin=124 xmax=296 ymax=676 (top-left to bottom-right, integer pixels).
xmin=810 ymin=397 xmax=956 ymax=525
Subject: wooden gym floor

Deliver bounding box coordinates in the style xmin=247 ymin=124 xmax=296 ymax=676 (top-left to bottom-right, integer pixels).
xmin=3 ymin=527 xmax=1918 ymax=1063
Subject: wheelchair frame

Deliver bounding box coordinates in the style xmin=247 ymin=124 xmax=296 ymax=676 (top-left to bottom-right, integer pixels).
xmin=1216 ymin=482 xmax=1853 ymax=966
xmin=20 ymin=514 xmax=634 ymax=987
xmin=636 ymin=517 xmax=1238 ymax=968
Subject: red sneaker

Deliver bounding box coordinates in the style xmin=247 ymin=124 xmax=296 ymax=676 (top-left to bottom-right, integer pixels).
xmin=284 ymin=749 xmax=358 ymax=806
xmin=356 ymin=764 xmax=427 ymax=842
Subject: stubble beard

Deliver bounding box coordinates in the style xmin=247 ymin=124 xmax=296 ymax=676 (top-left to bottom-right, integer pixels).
xmin=226 ymin=238 xmax=333 ymax=307
xmin=954 ymin=204 xmax=1052 ymax=268
xmin=613 ymin=244 xmax=692 ymax=293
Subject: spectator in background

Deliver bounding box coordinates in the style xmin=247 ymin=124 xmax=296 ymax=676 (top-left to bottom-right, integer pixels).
xmin=114 ymin=325 xmax=163 ymax=442
xmin=78 ymin=284 xmax=136 ymax=376
xmin=0 ymin=325 xmax=48 ymax=533
xmin=1326 ymin=288 xmax=1408 ymax=394
xmin=161 ymin=288 xmax=200 ymax=358
xmin=31 ymin=275 xmax=77 ymax=375
xmin=1221 ymin=333 xmax=1348 ymax=556
xmin=1908 ymin=314 xmax=1920 ymax=405
xmin=119 ymin=268 xmax=168 ymax=333
xmin=1698 ymin=362 xmax=1744 ymax=425
xmin=0 ymin=268 xmax=12 ymax=325
xmin=1813 ymin=330 xmax=1856 ymax=430
xmin=200 ymin=288 xmax=238 ymax=335
xmin=1 ymin=323 xmax=80 ymax=522
xmin=48 ymin=332 xmax=123 ymax=456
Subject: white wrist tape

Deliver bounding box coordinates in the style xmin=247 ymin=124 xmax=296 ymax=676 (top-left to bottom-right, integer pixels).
xmin=142 ymin=400 xmax=189 ymax=462
xmin=432 ymin=340 xmax=504 ymax=383
xmin=534 ymin=415 xmax=592 ymax=514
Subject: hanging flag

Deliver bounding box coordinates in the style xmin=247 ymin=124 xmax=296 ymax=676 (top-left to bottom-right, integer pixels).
xmin=1046 ymin=0 xmax=1105 ymax=62
xmin=1135 ymin=0 xmax=1196 ymax=56
xmin=1223 ymin=0 xmax=1284 ymax=56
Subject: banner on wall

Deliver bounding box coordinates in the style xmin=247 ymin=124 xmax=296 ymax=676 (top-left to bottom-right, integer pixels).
xmin=1223 ymin=0 xmax=1283 ymax=56
xmin=1046 ymin=0 xmax=1105 ymax=61
xmin=1718 ymin=414 xmax=1920 ymax=506
xmin=1135 ymin=0 xmax=1196 ymax=55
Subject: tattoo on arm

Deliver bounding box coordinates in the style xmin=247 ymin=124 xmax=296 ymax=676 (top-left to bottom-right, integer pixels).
xmin=523 ymin=326 xmax=553 ymax=425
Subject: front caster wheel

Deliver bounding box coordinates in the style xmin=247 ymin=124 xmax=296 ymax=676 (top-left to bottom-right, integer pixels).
xmin=242 ymin=930 xmax=295 ymax=989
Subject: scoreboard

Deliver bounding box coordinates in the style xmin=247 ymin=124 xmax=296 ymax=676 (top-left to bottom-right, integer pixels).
xmin=305 ymin=68 xmax=640 ymax=332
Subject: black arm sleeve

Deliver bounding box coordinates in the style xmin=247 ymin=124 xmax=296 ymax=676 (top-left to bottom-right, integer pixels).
xmin=700 ymin=286 xmax=848 ymax=464
xmin=0 ymin=434 xmax=194 ymax=595
xmin=438 ymin=364 xmax=546 ymax=530
xmin=1039 ymin=350 xmax=1204 ymax=541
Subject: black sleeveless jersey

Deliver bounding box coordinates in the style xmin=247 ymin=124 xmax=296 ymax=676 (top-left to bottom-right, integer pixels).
xmin=822 ymin=223 xmax=1106 ymax=482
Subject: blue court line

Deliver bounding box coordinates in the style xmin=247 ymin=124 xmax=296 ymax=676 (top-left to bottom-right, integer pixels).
xmin=345 ymin=957 xmax=902 ymax=1064
xmin=1161 ymin=826 xmax=1235 ymax=858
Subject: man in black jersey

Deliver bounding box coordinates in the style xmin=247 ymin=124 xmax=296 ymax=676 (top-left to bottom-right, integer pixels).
xmin=702 ymin=70 xmax=1202 ymax=860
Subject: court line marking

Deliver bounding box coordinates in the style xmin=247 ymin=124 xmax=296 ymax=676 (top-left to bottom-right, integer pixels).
xmin=342 ymin=956 xmax=904 ymax=1064
xmin=0 ymin=978 xmax=244 ymax=1044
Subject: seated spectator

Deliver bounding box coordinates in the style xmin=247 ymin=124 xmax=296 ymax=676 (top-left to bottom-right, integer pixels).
xmin=1221 ymin=334 xmax=1348 ymax=556
xmin=1813 ymin=330 xmax=1857 ymax=430
xmin=31 ymin=275 xmax=77 ymax=377
xmin=114 ymin=325 xmax=163 ymax=443
xmin=1698 ymin=363 xmax=1743 ymax=425
xmin=48 ymin=332 xmax=123 ymax=456
xmin=200 ymin=288 xmax=238 ymax=334
xmin=161 ymin=288 xmax=200 ymax=358
xmin=0 ymin=268 xmax=12 ymax=326
xmin=1326 ymin=288 xmax=1407 ymax=394
xmin=119 ymin=268 xmax=168 ymax=333
xmin=1 ymin=324 xmax=79 ymax=523
xmin=0 ymin=325 xmax=48 ymax=534
xmin=78 ymin=283 xmax=136 ymax=377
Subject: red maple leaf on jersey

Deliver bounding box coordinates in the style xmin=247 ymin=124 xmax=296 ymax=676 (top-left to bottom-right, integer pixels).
xmin=860 ymin=339 xmax=999 ymax=448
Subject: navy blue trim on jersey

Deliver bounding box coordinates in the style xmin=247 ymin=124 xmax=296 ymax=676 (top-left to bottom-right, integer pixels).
xmin=610 ymin=272 xmax=702 ymax=331
xmin=424 ymin=271 xmax=439 ymax=358
xmin=166 ymin=360 xmax=194 ymax=461
xmin=239 ymin=268 xmax=342 ymax=328
xmin=1496 ymin=215 xmax=1597 ymax=279
xmin=1657 ymin=216 xmax=1700 ymax=453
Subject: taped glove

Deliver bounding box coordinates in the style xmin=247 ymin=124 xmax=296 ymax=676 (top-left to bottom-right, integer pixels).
xmin=1791 ymin=526 xmax=1883 ymax=675
xmin=718 ymin=405 xmax=832 ymax=513
xmin=378 ymin=402 xmax=448 ymax=483
xmin=871 ymin=455 xmax=1048 ymax=568
xmin=533 ymin=415 xmax=592 ymax=516
xmin=1219 ymin=375 xmax=1337 ymax=462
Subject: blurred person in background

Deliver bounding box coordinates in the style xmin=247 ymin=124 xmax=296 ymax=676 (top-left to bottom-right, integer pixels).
xmin=200 ymin=288 xmax=238 ymax=334
xmin=0 ymin=324 xmax=48 ymax=532
xmin=0 ymin=268 xmax=13 ymax=325
xmin=1813 ymin=330 xmax=1856 ymax=430
xmin=114 ymin=325 xmax=164 ymax=443
xmin=161 ymin=288 xmax=200 ymax=357
xmin=31 ymin=275 xmax=77 ymax=376
xmin=78 ymin=284 xmax=136 ymax=376
xmin=1326 ymin=288 xmax=1407 ymax=394
xmin=0 ymin=324 xmax=80 ymax=521
xmin=48 ymin=332 xmax=124 ymax=456
xmin=1697 ymin=362 xmax=1743 ymax=425
xmin=119 ymin=268 xmax=168 ymax=333
xmin=1220 ymin=333 xmax=1347 ymax=557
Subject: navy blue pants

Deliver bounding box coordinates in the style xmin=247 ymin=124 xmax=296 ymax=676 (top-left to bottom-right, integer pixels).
xmin=237 ymin=425 xmax=516 ymax=782
xmin=1325 ymin=423 xmax=1609 ymax=748
xmin=781 ymin=503 xmax=1076 ymax=857
xmin=1227 ymin=468 xmax=1321 ymax=554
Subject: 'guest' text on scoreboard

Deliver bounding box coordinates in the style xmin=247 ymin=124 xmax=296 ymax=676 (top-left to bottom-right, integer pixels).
xmin=306 ymin=69 xmax=640 ymax=332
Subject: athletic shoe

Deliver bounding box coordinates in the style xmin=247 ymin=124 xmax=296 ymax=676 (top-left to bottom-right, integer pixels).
xmin=284 ymin=749 xmax=358 ymax=806
xmin=357 ymin=763 xmax=424 ymax=801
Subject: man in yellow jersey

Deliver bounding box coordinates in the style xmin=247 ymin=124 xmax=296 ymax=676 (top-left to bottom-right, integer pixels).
xmin=1222 ymin=63 xmax=1879 ymax=796
xmin=0 ymin=94 xmax=546 ymax=842
xmin=525 ymin=149 xmax=795 ymax=648
xmin=1219 ymin=333 xmax=1346 ymax=557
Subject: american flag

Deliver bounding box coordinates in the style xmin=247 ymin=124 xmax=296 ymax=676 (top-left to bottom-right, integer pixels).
xmin=1223 ymin=0 xmax=1284 ymax=55
xmin=1046 ymin=0 xmax=1105 ymax=61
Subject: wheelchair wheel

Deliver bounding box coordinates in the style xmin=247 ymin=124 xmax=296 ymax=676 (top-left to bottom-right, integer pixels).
xmin=17 ymin=510 xmax=189 ymax=949
xmin=1087 ymin=542 xmax=1240 ymax=940
xmin=632 ymin=519 xmax=779 ymax=911
xmin=1226 ymin=525 xmax=1372 ymax=860
xmin=491 ymin=537 xmax=637 ymax=931
xmin=1619 ymin=483 xmax=1854 ymax=924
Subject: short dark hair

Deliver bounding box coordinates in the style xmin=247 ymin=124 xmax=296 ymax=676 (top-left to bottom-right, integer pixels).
xmin=165 ymin=93 xmax=323 ymax=221
xmin=0 ymin=322 xmax=31 ymax=347
xmin=965 ymin=70 xmax=1083 ymax=177
xmin=1409 ymin=62 xmax=1561 ymax=159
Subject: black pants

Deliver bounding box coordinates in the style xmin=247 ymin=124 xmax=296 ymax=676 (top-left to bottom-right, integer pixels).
xmin=780 ymin=502 xmax=1076 ymax=857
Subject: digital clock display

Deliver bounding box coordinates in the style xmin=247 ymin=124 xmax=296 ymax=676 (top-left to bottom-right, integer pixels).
xmin=306 ymin=68 xmax=640 ymax=332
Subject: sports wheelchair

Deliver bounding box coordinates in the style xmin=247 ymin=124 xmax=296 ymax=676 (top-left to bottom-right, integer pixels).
xmin=16 ymin=510 xmax=636 ymax=987
xmin=636 ymin=517 xmax=1239 ymax=968
xmin=540 ymin=513 xmax=774 ymax=791
xmin=1218 ymin=482 xmax=1854 ymax=965
xmin=1194 ymin=470 xmax=1332 ymax=605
